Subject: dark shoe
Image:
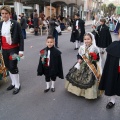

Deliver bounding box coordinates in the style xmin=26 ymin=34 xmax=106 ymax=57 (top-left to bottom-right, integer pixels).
xmin=13 ymin=86 xmax=21 ymax=95
xmin=44 ymin=88 xmax=50 ymax=93
xmin=51 ymin=88 xmax=55 ymax=92
xmin=74 ymin=48 xmax=78 ymax=50
xmin=7 ymin=85 xmax=15 ymax=91
xmin=106 ymin=102 xmax=115 ymax=109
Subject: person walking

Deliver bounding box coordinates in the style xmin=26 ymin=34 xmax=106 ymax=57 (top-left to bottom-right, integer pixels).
xmin=99 ymin=30 xmax=120 ymax=109
xmin=95 ymin=18 xmax=112 ymax=54
xmin=70 ymin=13 xmax=85 ymax=50
xmin=20 ymin=13 xmax=27 ymax=39
xmin=49 ymin=15 xmax=59 ymax=48
xmin=33 ymin=13 xmax=40 ymax=36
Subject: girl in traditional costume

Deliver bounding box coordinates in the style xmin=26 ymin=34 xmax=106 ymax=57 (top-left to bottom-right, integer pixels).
xmin=65 ymin=32 xmax=102 ymax=99
xmin=99 ymin=29 xmax=120 ymax=109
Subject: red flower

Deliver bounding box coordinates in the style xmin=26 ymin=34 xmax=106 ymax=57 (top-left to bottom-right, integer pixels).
xmin=89 ymin=52 xmax=98 ymax=60
xmin=40 ymin=50 xmax=45 ymax=55
xmin=9 ymin=55 xmax=13 ymax=60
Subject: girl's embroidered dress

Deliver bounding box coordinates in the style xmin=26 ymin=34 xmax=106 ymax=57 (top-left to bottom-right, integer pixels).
xmin=65 ymin=33 xmax=102 ymax=99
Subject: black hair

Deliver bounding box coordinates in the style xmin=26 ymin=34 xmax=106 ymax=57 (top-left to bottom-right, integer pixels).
xmin=47 ymin=35 xmax=54 ymax=40
xmin=75 ymin=13 xmax=80 ymax=17
xmin=100 ymin=18 xmax=106 ymax=23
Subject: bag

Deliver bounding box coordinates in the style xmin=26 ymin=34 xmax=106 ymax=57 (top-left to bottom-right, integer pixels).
xmin=55 ymin=25 xmax=61 ymax=33
xmin=29 ymin=28 xmax=34 ymax=33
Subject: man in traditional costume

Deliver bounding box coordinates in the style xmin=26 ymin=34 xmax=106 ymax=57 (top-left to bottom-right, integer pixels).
xmin=70 ymin=13 xmax=85 ymax=50
xmin=0 ymin=5 xmax=24 ymax=94
xmin=99 ymin=29 xmax=120 ymax=109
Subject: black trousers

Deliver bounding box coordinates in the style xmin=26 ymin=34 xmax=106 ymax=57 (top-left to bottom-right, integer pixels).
xmin=45 ymin=76 xmax=56 ymax=82
xmin=2 ymin=47 xmax=19 ymax=74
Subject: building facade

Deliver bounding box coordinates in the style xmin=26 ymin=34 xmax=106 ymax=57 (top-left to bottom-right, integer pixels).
xmin=0 ymin=0 xmax=96 ymax=20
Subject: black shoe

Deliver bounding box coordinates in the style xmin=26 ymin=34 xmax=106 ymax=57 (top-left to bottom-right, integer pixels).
xmin=51 ymin=88 xmax=55 ymax=92
xmin=74 ymin=48 xmax=78 ymax=50
xmin=13 ymin=86 xmax=21 ymax=95
xmin=7 ymin=85 xmax=15 ymax=91
xmin=106 ymin=102 xmax=115 ymax=109
xmin=44 ymin=88 xmax=50 ymax=93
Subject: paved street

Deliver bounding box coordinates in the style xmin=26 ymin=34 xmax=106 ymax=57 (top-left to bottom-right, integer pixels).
xmin=0 ymin=26 xmax=120 ymax=120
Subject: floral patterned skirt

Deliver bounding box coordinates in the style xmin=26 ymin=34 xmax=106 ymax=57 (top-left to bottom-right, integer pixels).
xmin=65 ymin=62 xmax=101 ymax=99
xmin=65 ymin=80 xmax=100 ymax=99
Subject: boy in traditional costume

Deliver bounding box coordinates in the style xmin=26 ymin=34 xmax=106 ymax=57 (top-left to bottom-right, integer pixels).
xmin=0 ymin=6 xmax=24 ymax=94
xmin=70 ymin=13 xmax=85 ymax=50
xmin=95 ymin=18 xmax=112 ymax=54
xmin=37 ymin=36 xmax=64 ymax=92
xmin=65 ymin=32 xmax=102 ymax=99
xmin=99 ymin=29 xmax=120 ymax=109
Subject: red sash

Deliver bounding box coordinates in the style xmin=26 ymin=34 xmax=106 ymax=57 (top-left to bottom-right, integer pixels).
xmin=1 ymin=36 xmax=19 ymax=49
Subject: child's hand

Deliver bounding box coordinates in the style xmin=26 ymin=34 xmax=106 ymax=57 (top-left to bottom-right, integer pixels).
xmin=41 ymin=58 xmax=44 ymax=62
xmin=78 ymin=59 xmax=82 ymax=64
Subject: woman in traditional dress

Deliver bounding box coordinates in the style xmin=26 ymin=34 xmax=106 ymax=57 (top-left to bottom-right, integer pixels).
xmin=65 ymin=32 xmax=102 ymax=99
xmin=99 ymin=29 xmax=120 ymax=109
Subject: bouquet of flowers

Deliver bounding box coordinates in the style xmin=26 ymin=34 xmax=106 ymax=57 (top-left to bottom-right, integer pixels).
xmin=89 ymin=52 xmax=98 ymax=62
xmin=40 ymin=50 xmax=49 ymax=67
xmin=9 ymin=54 xmax=20 ymax=61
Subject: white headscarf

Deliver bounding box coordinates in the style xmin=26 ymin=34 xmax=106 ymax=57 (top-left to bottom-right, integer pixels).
xmin=86 ymin=32 xmax=98 ymax=48
xmin=85 ymin=32 xmax=102 ymax=74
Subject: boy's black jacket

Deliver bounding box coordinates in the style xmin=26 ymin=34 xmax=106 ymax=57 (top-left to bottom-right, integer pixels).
xmin=37 ymin=46 xmax=64 ymax=79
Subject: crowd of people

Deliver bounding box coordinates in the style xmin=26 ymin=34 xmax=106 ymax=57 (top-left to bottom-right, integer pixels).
xmin=0 ymin=5 xmax=120 ymax=111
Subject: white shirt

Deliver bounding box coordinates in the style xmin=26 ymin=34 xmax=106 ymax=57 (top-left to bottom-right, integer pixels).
xmin=47 ymin=50 xmax=50 ymax=66
xmin=76 ymin=20 xmax=79 ymax=30
xmin=1 ymin=19 xmax=24 ymax=55
xmin=1 ymin=19 xmax=12 ymax=45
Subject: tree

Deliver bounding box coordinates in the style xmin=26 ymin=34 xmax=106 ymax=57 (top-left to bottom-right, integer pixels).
xmin=101 ymin=4 xmax=109 ymax=15
xmin=108 ymin=3 xmax=116 ymax=15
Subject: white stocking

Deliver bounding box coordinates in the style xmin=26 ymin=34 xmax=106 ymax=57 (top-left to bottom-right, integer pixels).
xmin=109 ymin=96 xmax=116 ymax=104
xmin=75 ymin=40 xmax=79 ymax=48
xmin=51 ymin=81 xmax=55 ymax=88
xmin=13 ymin=74 xmax=20 ymax=89
xmin=9 ymin=72 xmax=15 ymax=86
xmin=46 ymin=82 xmax=50 ymax=89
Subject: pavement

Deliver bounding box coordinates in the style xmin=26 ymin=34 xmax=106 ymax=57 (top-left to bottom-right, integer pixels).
xmin=0 ymin=26 xmax=119 ymax=120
